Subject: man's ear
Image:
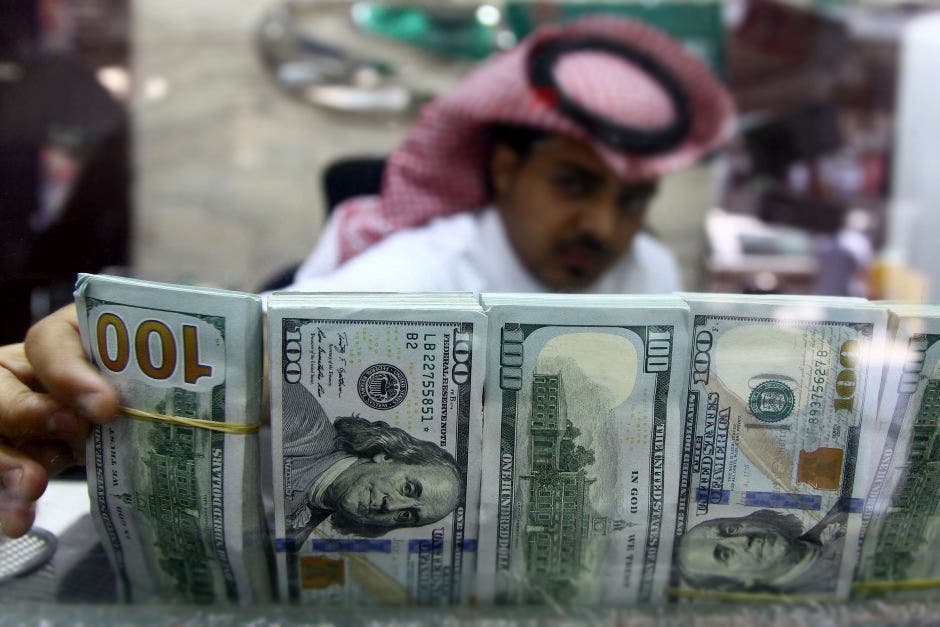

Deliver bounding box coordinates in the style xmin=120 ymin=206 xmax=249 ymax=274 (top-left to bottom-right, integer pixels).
xmin=372 ymin=452 xmax=391 ymax=464
xmin=489 ymin=143 xmax=521 ymax=201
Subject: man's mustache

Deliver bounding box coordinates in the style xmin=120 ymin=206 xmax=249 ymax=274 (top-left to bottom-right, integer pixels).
xmin=554 ymin=234 xmax=613 ymax=260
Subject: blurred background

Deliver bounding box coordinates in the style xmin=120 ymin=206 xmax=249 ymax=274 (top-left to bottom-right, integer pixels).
xmin=2 ymin=0 xmax=938 ymax=343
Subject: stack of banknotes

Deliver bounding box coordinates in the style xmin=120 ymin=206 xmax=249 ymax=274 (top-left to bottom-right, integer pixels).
xmin=72 ymin=275 xmax=940 ymax=605
xmin=74 ymin=274 xmax=272 ymax=603
xmin=266 ymin=292 xmax=487 ymax=605
xmin=476 ymin=293 xmax=691 ymax=605
xmin=855 ymin=304 xmax=940 ymax=599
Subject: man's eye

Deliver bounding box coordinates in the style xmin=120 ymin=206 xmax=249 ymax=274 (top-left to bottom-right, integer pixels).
xmin=714 ymin=545 xmax=732 ymax=564
xmin=396 ymin=509 xmax=416 ymax=524
xmin=552 ymin=176 xmax=594 ymax=198
xmin=720 ymin=523 xmax=741 ymax=536
xmin=402 ymin=480 xmax=422 ymax=498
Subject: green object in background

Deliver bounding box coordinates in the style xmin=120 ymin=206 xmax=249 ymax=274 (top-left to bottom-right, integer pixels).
xmin=353 ymin=2 xmax=724 ymax=78
xmin=352 ymin=3 xmax=499 ymax=60
xmin=505 ymin=2 xmax=726 ymax=78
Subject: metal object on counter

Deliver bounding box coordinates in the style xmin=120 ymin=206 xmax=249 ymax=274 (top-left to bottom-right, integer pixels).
xmin=255 ymin=1 xmax=511 ymax=115
xmin=0 ymin=528 xmax=57 ymax=584
xmin=256 ymin=1 xmax=427 ymax=114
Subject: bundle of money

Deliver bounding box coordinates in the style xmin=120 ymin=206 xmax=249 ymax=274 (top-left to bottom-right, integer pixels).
xmin=670 ymin=294 xmax=887 ymax=601
xmin=476 ymin=294 xmax=691 ymax=605
xmin=267 ymin=292 xmax=487 ymax=605
xmin=855 ymin=304 xmax=940 ymax=598
xmin=74 ymin=274 xmax=272 ymax=603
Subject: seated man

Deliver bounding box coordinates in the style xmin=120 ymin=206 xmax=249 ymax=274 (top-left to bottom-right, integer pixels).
xmin=0 ymin=15 xmax=733 ymax=537
xmin=291 ymin=16 xmax=733 ymax=293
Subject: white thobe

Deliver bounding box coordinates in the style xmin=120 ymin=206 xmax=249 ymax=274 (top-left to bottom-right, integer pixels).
xmin=288 ymin=206 xmax=682 ymax=294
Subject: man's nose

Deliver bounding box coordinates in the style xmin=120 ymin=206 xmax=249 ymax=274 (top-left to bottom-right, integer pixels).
xmin=724 ymin=534 xmax=753 ymax=552
xmin=576 ymin=202 xmax=618 ymax=241
xmin=383 ymin=491 xmax=416 ymax=511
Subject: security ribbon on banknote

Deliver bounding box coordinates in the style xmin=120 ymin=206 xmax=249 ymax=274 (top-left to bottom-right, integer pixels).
xmin=74 ymin=274 xmax=272 ymax=603
xmin=671 ymin=296 xmax=887 ymax=600
xmin=267 ymin=293 xmax=486 ymax=605
xmin=476 ymin=294 xmax=691 ymax=606
xmin=855 ymin=305 xmax=940 ymax=597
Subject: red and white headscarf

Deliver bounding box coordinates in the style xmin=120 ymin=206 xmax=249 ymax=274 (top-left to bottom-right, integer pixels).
xmin=327 ymin=15 xmax=735 ymax=269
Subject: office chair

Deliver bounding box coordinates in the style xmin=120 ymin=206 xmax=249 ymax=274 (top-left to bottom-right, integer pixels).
xmin=259 ymin=156 xmax=386 ymax=292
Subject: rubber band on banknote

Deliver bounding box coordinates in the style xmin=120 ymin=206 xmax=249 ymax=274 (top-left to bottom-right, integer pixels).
xmin=666 ymin=588 xmax=834 ymax=603
xmin=852 ymin=578 xmax=940 ymax=592
xmin=118 ymin=406 xmax=259 ymax=435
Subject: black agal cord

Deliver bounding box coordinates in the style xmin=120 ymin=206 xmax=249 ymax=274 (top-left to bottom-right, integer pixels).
xmin=528 ymin=36 xmax=692 ymax=155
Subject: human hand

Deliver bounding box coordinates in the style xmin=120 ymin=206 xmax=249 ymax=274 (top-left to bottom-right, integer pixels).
xmin=0 ymin=304 xmax=119 ymax=537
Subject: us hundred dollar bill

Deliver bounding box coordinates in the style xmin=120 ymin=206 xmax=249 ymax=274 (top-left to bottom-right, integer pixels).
xmin=855 ymin=305 xmax=940 ymax=596
xmin=672 ymin=295 xmax=887 ymax=600
xmin=268 ymin=293 xmax=486 ymax=605
xmin=73 ymin=274 xmax=272 ymax=603
xmin=476 ymin=294 xmax=691 ymax=605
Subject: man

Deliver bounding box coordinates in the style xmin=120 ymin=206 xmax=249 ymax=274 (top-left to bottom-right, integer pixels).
xmin=0 ymin=15 xmax=734 ymax=537
xmin=676 ymin=507 xmax=849 ymax=595
xmin=281 ymin=382 xmax=460 ymax=543
xmin=288 ymin=15 xmax=733 ymax=293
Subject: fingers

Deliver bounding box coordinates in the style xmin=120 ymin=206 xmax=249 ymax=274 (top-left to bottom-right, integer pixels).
xmin=0 ymin=442 xmax=48 ymax=538
xmin=0 ymin=363 xmax=83 ymax=441
xmin=0 ymin=305 xmax=104 ymax=538
xmin=24 ymin=304 xmax=119 ymax=424
xmin=0 ymin=361 xmax=88 ymax=538
xmin=0 ymin=342 xmax=43 ymax=391
xmin=0 ymin=361 xmax=61 ymax=432
xmin=16 ymin=440 xmax=81 ymax=477
xmin=0 ymin=343 xmax=91 ymax=467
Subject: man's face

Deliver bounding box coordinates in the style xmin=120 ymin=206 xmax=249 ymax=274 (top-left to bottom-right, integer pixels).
xmin=491 ymin=135 xmax=656 ymax=291
xmin=325 ymin=454 xmax=459 ymax=532
xmin=680 ymin=516 xmax=804 ymax=588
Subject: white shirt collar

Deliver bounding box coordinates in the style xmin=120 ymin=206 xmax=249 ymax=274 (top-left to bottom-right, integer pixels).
xmin=475 ymin=207 xmax=547 ymax=293
xmin=475 ymin=206 xmax=652 ymax=294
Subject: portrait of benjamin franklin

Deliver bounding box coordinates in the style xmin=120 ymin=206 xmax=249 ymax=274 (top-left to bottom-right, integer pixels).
xmin=676 ymin=506 xmax=848 ymax=594
xmin=281 ymin=382 xmax=462 ymax=544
